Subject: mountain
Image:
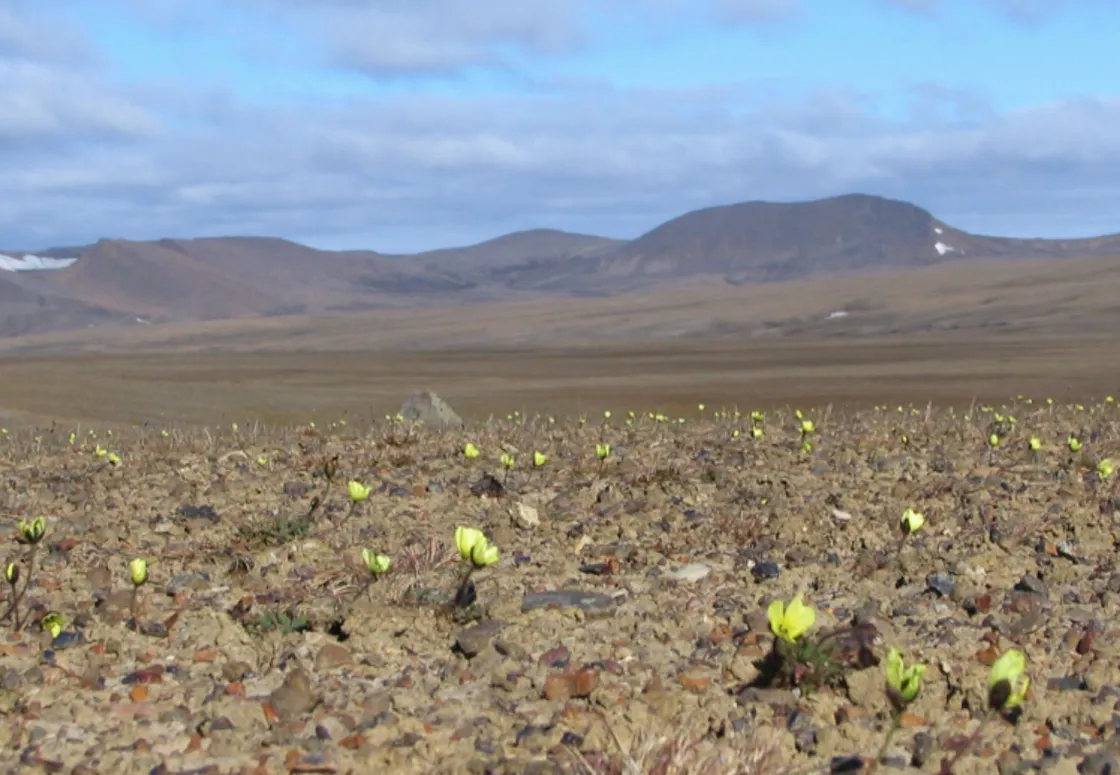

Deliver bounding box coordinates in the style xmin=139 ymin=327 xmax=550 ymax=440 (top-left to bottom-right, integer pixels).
xmin=3 ymin=193 xmax=1119 ymax=340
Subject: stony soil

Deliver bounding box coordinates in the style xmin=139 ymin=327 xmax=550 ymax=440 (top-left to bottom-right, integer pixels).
xmin=0 ymin=399 xmax=1118 ymax=774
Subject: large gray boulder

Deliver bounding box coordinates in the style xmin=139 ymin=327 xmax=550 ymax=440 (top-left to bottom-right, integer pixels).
xmin=397 ymin=391 xmax=463 ymax=427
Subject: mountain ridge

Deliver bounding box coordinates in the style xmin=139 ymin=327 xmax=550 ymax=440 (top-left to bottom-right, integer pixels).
xmin=3 ymin=193 xmax=1119 ymax=339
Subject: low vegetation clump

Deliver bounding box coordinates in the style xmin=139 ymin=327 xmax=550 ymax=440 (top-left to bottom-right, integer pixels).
xmin=0 ymin=396 xmax=1117 ymax=773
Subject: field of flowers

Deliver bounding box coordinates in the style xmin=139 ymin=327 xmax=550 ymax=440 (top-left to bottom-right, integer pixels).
xmin=0 ymin=397 xmax=1117 ymax=774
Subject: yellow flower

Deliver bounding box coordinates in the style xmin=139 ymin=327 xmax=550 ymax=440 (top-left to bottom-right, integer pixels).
xmin=500 ymin=453 xmax=515 ymax=469
xmin=347 ymin=480 xmax=371 ymax=503
xmin=4 ymin=562 xmax=18 ymax=585
xmin=767 ymin=595 xmax=816 ymax=643
xmin=1098 ymin=459 xmax=1115 ymax=479
xmin=454 ymin=526 xmax=486 ymax=561
xmin=471 ymin=541 xmax=500 ymax=567
xmin=603 ymin=410 xmax=611 ymax=419
xmin=129 ymin=558 xmax=148 ymax=586
xmin=901 ymin=508 xmax=925 ymax=535
xmin=989 ymin=649 xmax=1030 ymax=711
xmin=257 ymin=455 xmax=269 ymax=467
xmin=361 ymin=548 xmax=392 ymax=575
xmin=800 ymin=419 xmax=815 ymax=434
xmin=41 ymin=611 xmax=65 ymax=639
xmin=750 ymin=427 xmax=763 ymax=438
xmin=886 ymin=648 xmax=926 ymax=704
xmin=533 ymin=451 xmax=548 ymax=467
xmin=698 ymin=403 xmax=705 ymax=411
xmin=1028 ymin=436 xmax=1041 ymax=451
xmin=595 ymin=443 xmax=611 ymax=460
xmin=463 ymin=443 xmax=480 ymax=459
xmin=19 ymin=517 xmax=45 ymax=544
xmin=1069 ymin=437 xmax=1082 ymax=452
xmin=107 ymin=452 xmax=121 ymax=466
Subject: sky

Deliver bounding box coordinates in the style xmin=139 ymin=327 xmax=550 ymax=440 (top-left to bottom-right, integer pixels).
xmin=1 ymin=0 xmax=1118 ymax=253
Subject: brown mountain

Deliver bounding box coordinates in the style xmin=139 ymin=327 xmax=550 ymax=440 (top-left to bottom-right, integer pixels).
xmin=3 ymin=193 xmax=1119 ymax=340
xmin=493 ymin=194 xmax=1120 ymax=293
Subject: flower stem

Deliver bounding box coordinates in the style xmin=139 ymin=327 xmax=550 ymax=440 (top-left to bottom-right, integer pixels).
xmin=130 ymin=586 xmax=140 ymax=631
xmin=869 ymin=709 xmax=903 ymax=773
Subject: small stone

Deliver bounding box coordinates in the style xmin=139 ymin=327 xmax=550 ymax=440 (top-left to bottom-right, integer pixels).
xmin=544 ymin=669 xmax=598 ymax=701
xmin=751 ymin=562 xmax=781 ymax=581
xmin=522 ymin=590 xmax=616 ymax=617
xmin=493 ymin=640 xmax=528 ymax=661
xmin=829 ymin=755 xmax=865 ymax=773
xmin=512 ymin=502 xmax=540 ymax=529
xmin=455 ymin=621 xmax=506 ymax=659
xmin=671 ymin=563 xmax=711 ymax=582
xmin=538 ymin=645 xmax=570 ymax=668
xmin=926 ymin=573 xmax=955 ymax=597
xmin=678 ymin=672 xmax=711 ymax=694
xmin=269 ymin=670 xmax=316 ymax=721
xmin=1047 ymin=675 xmax=1088 ymax=692
xmin=315 ymin=643 xmax=352 ymax=671
xmin=1014 ymin=573 xmax=1048 ymax=597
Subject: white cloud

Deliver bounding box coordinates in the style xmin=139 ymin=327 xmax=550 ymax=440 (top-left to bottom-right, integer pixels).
xmin=0 ymin=0 xmax=1118 ymax=250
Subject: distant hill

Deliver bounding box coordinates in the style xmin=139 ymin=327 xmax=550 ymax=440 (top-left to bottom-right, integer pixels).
xmin=2 ymin=193 xmax=1119 ymax=339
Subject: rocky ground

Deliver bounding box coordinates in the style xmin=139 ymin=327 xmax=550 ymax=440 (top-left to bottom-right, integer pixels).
xmin=0 ymin=395 xmax=1118 ymax=774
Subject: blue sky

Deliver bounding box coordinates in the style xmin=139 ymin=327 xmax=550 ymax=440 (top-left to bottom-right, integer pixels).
xmin=2 ymin=0 xmax=1118 ymax=252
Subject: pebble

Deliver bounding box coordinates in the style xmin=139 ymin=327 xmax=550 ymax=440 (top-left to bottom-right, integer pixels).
xmin=926 ymin=573 xmax=955 ymax=597
xmin=521 ymin=590 xmax=616 ymax=616
xmin=670 ymin=563 xmax=711 ymax=582
xmin=454 ymin=621 xmax=506 ymax=659
xmin=314 ymin=643 xmax=352 ymax=671
xmin=751 ymin=561 xmax=782 ymax=581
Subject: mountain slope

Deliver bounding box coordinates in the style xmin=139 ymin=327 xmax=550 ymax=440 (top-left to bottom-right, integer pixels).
xmin=4 ymin=193 xmax=1120 ymax=340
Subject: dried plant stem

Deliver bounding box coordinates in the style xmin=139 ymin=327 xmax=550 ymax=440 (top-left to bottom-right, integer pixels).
xmin=11 ymin=545 xmax=38 ymax=632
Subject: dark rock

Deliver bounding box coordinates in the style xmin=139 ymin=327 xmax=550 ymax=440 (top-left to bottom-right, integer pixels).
xmin=470 ymin=474 xmax=504 ymax=498
xmin=829 ymin=756 xmax=865 ymax=773
xmin=751 ymin=561 xmax=781 ymax=581
xmin=50 ymin=630 xmax=85 ymax=650
xmin=177 ymin=504 xmax=219 ymax=522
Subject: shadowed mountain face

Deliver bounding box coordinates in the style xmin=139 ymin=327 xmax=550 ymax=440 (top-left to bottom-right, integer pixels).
xmin=2 ymin=193 xmax=1119 ymax=339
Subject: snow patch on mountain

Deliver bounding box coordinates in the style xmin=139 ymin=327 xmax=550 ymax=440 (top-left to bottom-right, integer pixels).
xmin=0 ymin=254 xmax=78 ymax=272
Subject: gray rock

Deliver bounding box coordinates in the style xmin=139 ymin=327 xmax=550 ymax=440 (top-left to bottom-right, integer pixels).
xmin=1015 ymin=573 xmax=1048 ymax=597
xmin=397 ymin=391 xmax=462 ymax=427
xmin=454 ymin=621 xmax=506 ymax=658
xmin=926 ymin=573 xmax=955 ymax=597
xmin=670 ymin=563 xmax=711 ymax=582
xmin=522 ymin=589 xmax=616 ymax=617
xmin=1079 ymin=752 xmax=1120 ymax=775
